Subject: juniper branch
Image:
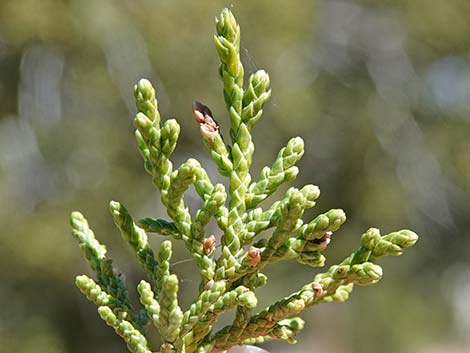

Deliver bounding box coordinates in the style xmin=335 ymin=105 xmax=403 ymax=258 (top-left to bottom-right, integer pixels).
xmin=76 ymin=275 xmax=113 ymax=307
xmin=109 ymin=201 xmax=159 ymax=289
xmin=211 ymin=228 xmax=418 ymax=349
xmin=137 ymin=280 xmax=160 ymax=330
xmin=137 ymin=218 xmax=179 ymax=237
xmin=159 ymin=274 xmax=183 ymax=345
xmin=71 ymin=212 xmax=135 ymax=321
xmin=215 ymin=9 xmax=251 ymax=268
xmin=98 ymin=306 xmax=152 ymax=353
xmin=71 ymin=8 xmax=418 ymax=353
xmin=246 ymin=137 xmax=304 ymax=209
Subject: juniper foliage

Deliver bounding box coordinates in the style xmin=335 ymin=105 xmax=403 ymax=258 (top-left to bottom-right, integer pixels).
xmin=71 ymin=8 xmax=418 ymax=353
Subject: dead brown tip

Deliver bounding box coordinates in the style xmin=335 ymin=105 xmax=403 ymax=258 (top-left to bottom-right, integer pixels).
xmin=193 ymin=100 xmax=204 ymax=111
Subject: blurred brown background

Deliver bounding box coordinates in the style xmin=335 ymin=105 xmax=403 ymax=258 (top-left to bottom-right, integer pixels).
xmin=0 ymin=1 xmax=469 ymax=352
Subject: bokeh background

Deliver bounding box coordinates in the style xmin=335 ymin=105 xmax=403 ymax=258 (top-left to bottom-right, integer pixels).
xmin=0 ymin=1 xmax=469 ymax=352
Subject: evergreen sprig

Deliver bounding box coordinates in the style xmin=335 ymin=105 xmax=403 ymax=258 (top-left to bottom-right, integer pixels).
xmin=71 ymin=8 xmax=418 ymax=353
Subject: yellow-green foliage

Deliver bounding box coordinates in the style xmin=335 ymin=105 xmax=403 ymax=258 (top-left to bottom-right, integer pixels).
xmin=71 ymin=8 xmax=418 ymax=353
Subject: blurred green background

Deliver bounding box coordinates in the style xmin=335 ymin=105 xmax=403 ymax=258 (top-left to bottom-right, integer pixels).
xmin=0 ymin=1 xmax=469 ymax=352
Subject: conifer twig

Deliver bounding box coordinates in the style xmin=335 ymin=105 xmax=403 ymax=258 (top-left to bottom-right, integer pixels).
xmin=71 ymin=8 xmax=418 ymax=353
